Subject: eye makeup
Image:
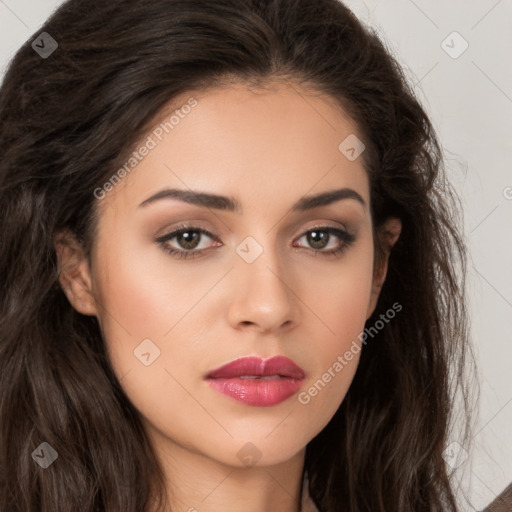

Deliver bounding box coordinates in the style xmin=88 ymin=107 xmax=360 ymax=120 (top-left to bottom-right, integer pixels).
xmin=155 ymin=223 xmax=357 ymax=260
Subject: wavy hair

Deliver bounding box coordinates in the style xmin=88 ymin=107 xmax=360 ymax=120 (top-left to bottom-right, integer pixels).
xmin=0 ymin=0 xmax=475 ymax=510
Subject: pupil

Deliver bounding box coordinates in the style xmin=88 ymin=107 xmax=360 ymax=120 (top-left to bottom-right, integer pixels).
xmin=178 ymin=231 xmax=200 ymax=249
xmin=308 ymin=230 xmax=328 ymax=249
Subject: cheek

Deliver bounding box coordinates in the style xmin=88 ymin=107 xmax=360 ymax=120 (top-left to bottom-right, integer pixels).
xmin=91 ymin=231 xmax=230 ymax=414
xmin=294 ymin=241 xmax=374 ymax=415
xmin=308 ymin=267 xmax=372 ymax=336
xmin=93 ymin=231 xmax=221 ymax=343
xmin=91 ymin=239 xmax=219 ymax=441
xmin=302 ymin=238 xmax=374 ymax=346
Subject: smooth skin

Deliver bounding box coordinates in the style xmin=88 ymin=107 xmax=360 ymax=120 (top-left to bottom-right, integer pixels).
xmin=56 ymin=81 xmax=401 ymax=512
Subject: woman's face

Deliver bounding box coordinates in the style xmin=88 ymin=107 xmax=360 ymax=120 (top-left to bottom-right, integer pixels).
xmin=61 ymin=82 xmax=393 ymax=469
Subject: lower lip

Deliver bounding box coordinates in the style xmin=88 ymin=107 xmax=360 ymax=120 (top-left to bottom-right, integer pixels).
xmin=207 ymin=376 xmax=304 ymax=406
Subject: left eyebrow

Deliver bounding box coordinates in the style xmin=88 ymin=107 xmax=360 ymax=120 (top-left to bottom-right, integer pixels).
xmin=138 ymin=187 xmax=366 ymax=212
xmin=292 ymin=188 xmax=366 ymax=211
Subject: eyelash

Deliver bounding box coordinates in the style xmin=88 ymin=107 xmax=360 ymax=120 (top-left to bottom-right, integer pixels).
xmin=155 ymin=223 xmax=356 ymax=260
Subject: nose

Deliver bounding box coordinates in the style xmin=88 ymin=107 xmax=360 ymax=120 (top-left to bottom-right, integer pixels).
xmin=226 ymin=245 xmax=300 ymax=335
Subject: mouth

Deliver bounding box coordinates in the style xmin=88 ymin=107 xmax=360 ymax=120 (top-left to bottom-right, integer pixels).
xmin=205 ymin=356 xmax=305 ymax=407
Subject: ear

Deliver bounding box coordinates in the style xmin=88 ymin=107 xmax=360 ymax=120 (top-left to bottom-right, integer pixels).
xmin=54 ymin=230 xmax=97 ymax=316
xmin=366 ymin=217 xmax=402 ymax=319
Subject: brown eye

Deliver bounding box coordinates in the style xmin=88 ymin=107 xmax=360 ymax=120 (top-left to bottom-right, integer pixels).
xmin=174 ymin=230 xmax=202 ymax=250
xmin=156 ymin=225 xmax=220 ymax=260
xmin=294 ymin=226 xmax=356 ymax=256
xmin=306 ymin=230 xmax=330 ymax=250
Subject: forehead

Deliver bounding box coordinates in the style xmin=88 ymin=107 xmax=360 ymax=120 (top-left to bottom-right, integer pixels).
xmin=97 ymin=81 xmax=370 ymax=218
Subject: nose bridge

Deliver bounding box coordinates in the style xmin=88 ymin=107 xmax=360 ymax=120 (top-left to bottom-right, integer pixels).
xmin=237 ymin=234 xmax=292 ymax=301
xmin=227 ymin=233 xmax=298 ymax=331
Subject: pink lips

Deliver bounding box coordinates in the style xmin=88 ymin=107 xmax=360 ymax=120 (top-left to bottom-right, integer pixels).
xmin=206 ymin=356 xmax=305 ymax=407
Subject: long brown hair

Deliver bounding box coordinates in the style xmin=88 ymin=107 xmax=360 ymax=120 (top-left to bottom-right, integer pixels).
xmin=0 ymin=0 xmax=475 ymax=510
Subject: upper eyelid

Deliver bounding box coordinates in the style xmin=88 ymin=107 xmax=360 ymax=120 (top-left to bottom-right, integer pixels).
xmin=156 ymin=224 xmax=217 ymax=241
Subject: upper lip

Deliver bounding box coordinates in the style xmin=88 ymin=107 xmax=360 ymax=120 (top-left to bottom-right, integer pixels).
xmin=206 ymin=356 xmax=305 ymax=379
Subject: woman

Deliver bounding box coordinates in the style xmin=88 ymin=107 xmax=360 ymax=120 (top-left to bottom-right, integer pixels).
xmin=0 ymin=0 xmax=475 ymax=510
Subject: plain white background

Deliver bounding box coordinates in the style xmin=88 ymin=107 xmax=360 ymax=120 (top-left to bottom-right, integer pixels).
xmin=1 ymin=0 xmax=510 ymax=509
